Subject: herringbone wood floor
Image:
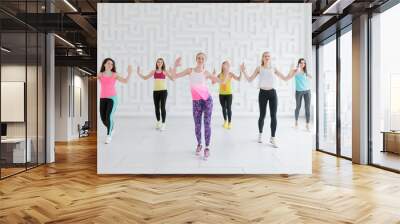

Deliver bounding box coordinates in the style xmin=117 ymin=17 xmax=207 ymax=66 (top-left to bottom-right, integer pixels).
xmin=1 ymin=135 xmax=400 ymax=224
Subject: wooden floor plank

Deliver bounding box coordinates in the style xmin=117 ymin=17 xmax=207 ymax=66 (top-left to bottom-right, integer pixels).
xmin=1 ymin=135 xmax=400 ymax=223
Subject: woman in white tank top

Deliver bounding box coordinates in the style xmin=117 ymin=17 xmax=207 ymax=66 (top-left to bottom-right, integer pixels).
xmin=241 ymin=51 xmax=287 ymax=148
xmin=169 ymin=52 xmax=219 ymax=160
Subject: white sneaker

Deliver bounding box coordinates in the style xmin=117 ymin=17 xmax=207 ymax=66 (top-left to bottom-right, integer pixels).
xmin=105 ymin=135 xmax=112 ymax=144
xmin=155 ymin=121 xmax=161 ymax=130
xmin=306 ymin=123 xmax=311 ymax=132
xmin=160 ymin=123 xmax=166 ymax=131
xmin=258 ymin=133 xmax=263 ymax=143
xmin=270 ymin=137 xmax=278 ymax=148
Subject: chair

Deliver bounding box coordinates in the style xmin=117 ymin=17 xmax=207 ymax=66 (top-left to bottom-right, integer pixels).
xmin=78 ymin=121 xmax=90 ymax=138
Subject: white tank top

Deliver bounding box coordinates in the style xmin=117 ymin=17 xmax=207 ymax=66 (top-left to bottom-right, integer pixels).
xmin=190 ymin=69 xmax=209 ymax=100
xmin=190 ymin=69 xmax=206 ymax=86
xmin=259 ymin=66 xmax=276 ymax=90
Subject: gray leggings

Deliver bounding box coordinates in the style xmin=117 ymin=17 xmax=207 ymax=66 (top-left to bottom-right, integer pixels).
xmin=295 ymin=90 xmax=311 ymax=123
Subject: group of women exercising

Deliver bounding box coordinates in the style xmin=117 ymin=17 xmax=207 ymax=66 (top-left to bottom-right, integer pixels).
xmin=97 ymin=51 xmax=311 ymax=160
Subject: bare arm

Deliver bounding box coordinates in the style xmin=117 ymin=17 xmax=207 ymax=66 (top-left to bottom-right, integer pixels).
xmin=170 ymin=57 xmax=191 ymax=79
xmin=230 ymin=72 xmax=241 ymax=81
xmin=274 ymin=68 xmax=288 ymax=81
xmin=137 ymin=67 xmax=154 ymax=80
xmin=306 ymin=73 xmax=312 ymax=79
xmin=96 ymin=73 xmax=102 ymax=79
xmin=115 ymin=65 xmax=133 ymax=84
xmin=241 ymin=64 xmax=259 ymax=82
xmin=285 ymin=69 xmax=297 ymax=81
xmin=205 ymin=69 xmax=220 ymax=84
xmin=170 ymin=67 xmax=192 ymax=79
xmin=165 ymin=70 xmax=175 ymax=81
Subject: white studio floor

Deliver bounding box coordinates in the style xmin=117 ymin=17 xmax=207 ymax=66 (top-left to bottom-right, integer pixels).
xmin=98 ymin=117 xmax=313 ymax=174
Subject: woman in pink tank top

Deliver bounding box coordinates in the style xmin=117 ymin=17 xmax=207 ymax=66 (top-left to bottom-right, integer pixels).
xmin=169 ymin=52 xmax=220 ymax=160
xmin=97 ymin=58 xmax=132 ymax=144
xmin=137 ymin=58 xmax=174 ymax=131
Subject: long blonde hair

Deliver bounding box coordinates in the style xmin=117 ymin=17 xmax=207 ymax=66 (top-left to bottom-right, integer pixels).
xmin=261 ymin=51 xmax=271 ymax=67
xmin=220 ymin=61 xmax=229 ymax=75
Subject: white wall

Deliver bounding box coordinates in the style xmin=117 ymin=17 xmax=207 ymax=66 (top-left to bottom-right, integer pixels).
xmin=55 ymin=67 xmax=69 ymax=141
xmin=55 ymin=67 xmax=89 ymax=141
xmin=71 ymin=73 xmax=89 ymax=138
xmin=98 ymin=3 xmax=312 ymax=118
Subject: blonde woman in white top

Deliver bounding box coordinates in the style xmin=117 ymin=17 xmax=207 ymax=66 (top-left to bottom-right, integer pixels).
xmin=241 ymin=51 xmax=287 ymax=147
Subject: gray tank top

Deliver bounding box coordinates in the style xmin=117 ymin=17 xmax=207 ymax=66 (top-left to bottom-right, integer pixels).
xmin=259 ymin=66 xmax=276 ymax=90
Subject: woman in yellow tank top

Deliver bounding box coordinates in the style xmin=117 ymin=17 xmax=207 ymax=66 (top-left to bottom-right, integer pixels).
xmin=137 ymin=58 xmax=174 ymax=131
xmin=218 ymin=61 xmax=241 ymax=129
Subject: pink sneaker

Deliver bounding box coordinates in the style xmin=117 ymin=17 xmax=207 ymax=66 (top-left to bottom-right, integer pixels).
xmin=203 ymin=148 xmax=210 ymax=160
xmin=196 ymin=145 xmax=202 ymax=156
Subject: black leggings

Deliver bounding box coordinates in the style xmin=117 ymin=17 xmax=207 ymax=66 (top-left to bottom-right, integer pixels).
xmin=258 ymin=89 xmax=278 ymax=137
xmin=153 ymin=90 xmax=168 ymax=123
xmin=100 ymin=97 xmax=117 ymax=135
xmin=219 ymin=94 xmax=233 ymax=122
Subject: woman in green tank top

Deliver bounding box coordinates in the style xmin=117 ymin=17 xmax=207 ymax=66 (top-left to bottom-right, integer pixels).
xmin=285 ymin=58 xmax=312 ymax=131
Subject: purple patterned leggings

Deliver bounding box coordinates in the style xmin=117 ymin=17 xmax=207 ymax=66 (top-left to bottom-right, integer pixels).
xmin=192 ymin=97 xmax=213 ymax=147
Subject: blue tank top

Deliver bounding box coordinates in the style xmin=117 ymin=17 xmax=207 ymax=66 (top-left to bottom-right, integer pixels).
xmin=295 ymin=72 xmax=310 ymax=91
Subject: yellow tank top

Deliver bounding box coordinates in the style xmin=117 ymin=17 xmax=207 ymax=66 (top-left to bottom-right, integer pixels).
xmin=153 ymin=71 xmax=167 ymax=91
xmin=219 ymin=73 xmax=232 ymax=95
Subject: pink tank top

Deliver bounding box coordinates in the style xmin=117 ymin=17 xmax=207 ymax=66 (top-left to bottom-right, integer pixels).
xmin=153 ymin=71 xmax=167 ymax=91
xmin=154 ymin=71 xmax=166 ymax=79
xmin=99 ymin=73 xmax=117 ymax=98
xmin=190 ymin=69 xmax=210 ymax=100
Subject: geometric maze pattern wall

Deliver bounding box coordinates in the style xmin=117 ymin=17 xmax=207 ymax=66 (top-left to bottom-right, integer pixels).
xmin=98 ymin=3 xmax=312 ymax=117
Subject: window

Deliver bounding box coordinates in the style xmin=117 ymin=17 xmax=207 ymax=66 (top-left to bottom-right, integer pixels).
xmin=370 ymin=3 xmax=400 ymax=171
xmin=340 ymin=29 xmax=352 ymax=158
xmin=318 ymin=37 xmax=337 ymax=154
xmin=0 ymin=1 xmax=46 ymax=179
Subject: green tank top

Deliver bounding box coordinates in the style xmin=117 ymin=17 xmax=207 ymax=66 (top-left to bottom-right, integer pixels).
xmin=295 ymin=72 xmax=310 ymax=91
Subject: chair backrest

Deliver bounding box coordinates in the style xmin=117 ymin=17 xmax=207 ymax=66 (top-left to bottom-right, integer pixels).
xmin=82 ymin=121 xmax=90 ymax=129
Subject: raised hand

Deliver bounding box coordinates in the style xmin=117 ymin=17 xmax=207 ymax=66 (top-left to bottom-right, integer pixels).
xmin=240 ymin=63 xmax=246 ymax=72
xmin=128 ymin=64 xmax=133 ymax=75
xmin=137 ymin=66 xmax=142 ymax=75
xmin=168 ymin=67 xmax=176 ymax=80
xmin=174 ymin=57 xmax=182 ymax=68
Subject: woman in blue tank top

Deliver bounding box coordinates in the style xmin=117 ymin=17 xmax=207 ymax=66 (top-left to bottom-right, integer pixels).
xmin=285 ymin=58 xmax=312 ymax=131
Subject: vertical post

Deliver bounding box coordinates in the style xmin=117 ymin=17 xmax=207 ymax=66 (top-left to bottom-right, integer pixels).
xmin=25 ymin=1 xmax=28 ymax=170
xmin=367 ymin=11 xmax=373 ymax=164
xmin=46 ymin=0 xmax=55 ymax=163
xmin=352 ymin=14 xmax=369 ymax=164
xmin=316 ymin=45 xmax=320 ymax=150
xmin=336 ymin=29 xmax=341 ymax=156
